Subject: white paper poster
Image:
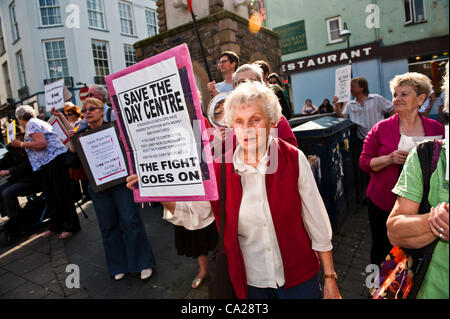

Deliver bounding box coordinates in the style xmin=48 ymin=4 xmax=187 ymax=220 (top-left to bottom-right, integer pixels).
xmin=335 ymin=65 xmax=352 ymax=103
xmin=47 ymin=116 xmax=70 ymax=145
xmin=112 ymin=57 xmax=205 ymax=197
xmin=7 ymin=121 xmax=16 ymax=143
xmin=45 ymin=79 xmax=65 ymax=112
xmin=79 ymin=126 xmax=128 ymax=186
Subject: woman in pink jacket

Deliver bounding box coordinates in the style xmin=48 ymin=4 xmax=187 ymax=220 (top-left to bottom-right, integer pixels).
xmin=359 ymin=72 xmax=444 ymax=266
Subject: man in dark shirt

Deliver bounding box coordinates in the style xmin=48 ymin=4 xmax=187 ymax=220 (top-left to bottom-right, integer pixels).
xmin=0 ymin=126 xmax=40 ymax=222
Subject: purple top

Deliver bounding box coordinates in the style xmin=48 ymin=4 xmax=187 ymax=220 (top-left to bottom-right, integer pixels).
xmin=359 ymin=113 xmax=444 ymax=212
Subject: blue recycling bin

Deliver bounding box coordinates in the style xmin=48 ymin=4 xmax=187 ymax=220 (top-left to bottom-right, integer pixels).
xmin=292 ymin=116 xmax=358 ymax=231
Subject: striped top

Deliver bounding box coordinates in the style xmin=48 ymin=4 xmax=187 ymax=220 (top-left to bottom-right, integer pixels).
xmin=343 ymin=94 xmax=393 ymax=140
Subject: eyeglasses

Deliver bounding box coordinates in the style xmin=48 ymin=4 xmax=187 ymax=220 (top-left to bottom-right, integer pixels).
xmin=65 ymin=112 xmax=75 ymax=116
xmin=218 ymin=59 xmax=229 ymax=65
xmin=81 ymin=106 xmax=100 ymax=113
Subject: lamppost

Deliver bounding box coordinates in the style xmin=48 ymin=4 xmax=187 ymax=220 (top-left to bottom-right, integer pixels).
xmin=340 ymin=22 xmax=352 ymax=65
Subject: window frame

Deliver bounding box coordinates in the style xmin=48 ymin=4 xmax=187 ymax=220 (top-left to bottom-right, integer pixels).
xmin=326 ymin=16 xmax=343 ymax=44
xmin=2 ymin=61 xmax=13 ymax=98
xmin=87 ymin=0 xmax=107 ymax=30
xmin=9 ymin=2 xmax=20 ymax=43
xmin=38 ymin=0 xmax=63 ymax=27
xmin=404 ymin=0 xmax=427 ymax=25
xmin=118 ymin=1 xmax=135 ymax=36
xmin=43 ymin=38 xmax=70 ymax=80
xmin=16 ymin=50 xmax=27 ymax=88
xmin=0 ymin=17 xmax=6 ymax=55
xmin=123 ymin=44 xmax=136 ymax=67
xmin=145 ymin=8 xmax=158 ymax=37
xmin=91 ymin=39 xmax=111 ymax=77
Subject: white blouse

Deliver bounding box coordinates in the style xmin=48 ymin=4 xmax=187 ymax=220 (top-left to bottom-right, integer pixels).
xmin=163 ymin=201 xmax=215 ymax=230
xmin=233 ymin=137 xmax=332 ymax=288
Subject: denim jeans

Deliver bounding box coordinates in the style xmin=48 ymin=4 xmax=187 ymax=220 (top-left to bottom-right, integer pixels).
xmin=0 ymin=181 xmax=36 ymax=218
xmin=247 ymin=273 xmax=322 ymax=299
xmin=88 ymin=183 xmax=156 ymax=276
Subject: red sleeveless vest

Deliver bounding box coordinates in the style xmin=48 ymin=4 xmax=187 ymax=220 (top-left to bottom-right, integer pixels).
xmin=211 ymin=138 xmax=320 ymax=299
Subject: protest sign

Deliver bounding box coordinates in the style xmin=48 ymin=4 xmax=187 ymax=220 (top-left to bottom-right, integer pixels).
xmin=105 ymin=44 xmax=218 ymax=202
xmin=7 ymin=121 xmax=16 ymax=143
xmin=45 ymin=79 xmax=65 ymax=112
xmin=71 ymin=122 xmax=128 ymax=192
xmin=47 ymin=115 xmax=71 ymax=148
xmin=335 ymin=65 xmax=352 ymax=103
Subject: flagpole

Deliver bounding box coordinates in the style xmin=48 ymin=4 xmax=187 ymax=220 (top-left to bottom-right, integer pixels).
xmin=189 ymin=1 xmax=213 ymax=82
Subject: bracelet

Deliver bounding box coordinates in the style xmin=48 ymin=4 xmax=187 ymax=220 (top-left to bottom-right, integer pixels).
xmin=323 ymin=272 xmax=338 ymax=280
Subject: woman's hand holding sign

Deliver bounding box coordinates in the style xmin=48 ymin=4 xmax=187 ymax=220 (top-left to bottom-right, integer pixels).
xmin=126 ymin=174 xmax=139 ymax=190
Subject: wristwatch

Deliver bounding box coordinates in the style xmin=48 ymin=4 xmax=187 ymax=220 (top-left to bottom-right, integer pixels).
xmin=323 ymin=272 xmax=338 ymax=280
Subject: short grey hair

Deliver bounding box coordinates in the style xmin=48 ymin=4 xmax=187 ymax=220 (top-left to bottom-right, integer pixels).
xmin=224 ymin=81 xmax=281 ymax=127
xmin=90 ymin=84 xmax=108 ymax=102
xmin=232 ymin=64 xmax=263 ymax=88
xmin=15 ymin=105 xmax=37 ymax=121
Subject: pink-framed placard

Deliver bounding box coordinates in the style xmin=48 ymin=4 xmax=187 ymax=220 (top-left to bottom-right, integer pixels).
xmin=105 ymin=44 xmax=218 ymax=202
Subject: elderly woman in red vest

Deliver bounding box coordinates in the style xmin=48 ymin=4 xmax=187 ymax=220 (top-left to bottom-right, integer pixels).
xmin=210 ymin=81 xmax=341 ymax=299
xmin=126 ymin=82 xmax=341 ymax=299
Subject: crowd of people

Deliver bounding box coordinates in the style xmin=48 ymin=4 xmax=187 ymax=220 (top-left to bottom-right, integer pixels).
xmin=0 ymin=48 xmax=448 ymax=300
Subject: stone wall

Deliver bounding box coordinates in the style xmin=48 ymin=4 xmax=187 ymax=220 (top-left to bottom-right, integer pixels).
xmin=135 ymin=9 xmax=281 ymax=109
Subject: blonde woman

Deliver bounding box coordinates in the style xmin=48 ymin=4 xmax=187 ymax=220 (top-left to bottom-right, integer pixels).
xmin=360 ymin=72 xmax=444 ymax=266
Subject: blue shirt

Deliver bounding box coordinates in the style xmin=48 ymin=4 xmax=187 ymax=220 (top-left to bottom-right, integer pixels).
xmin=216 ymin=81 xmax=233 ymax=94
xmin=24 ymin=118 xmax=67 ymax=171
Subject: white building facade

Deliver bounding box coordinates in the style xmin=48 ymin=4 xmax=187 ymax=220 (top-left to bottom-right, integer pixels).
xmin=0 ymin=0 xmax=158 ymax=119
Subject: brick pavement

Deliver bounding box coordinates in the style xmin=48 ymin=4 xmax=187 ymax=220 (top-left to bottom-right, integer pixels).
xmin=0 ymin=200 xmax=372 ymax=299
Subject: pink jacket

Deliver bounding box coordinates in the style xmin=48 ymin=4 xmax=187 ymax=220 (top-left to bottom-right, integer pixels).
xmin=359 ymin=113 xmax=444 ymax=212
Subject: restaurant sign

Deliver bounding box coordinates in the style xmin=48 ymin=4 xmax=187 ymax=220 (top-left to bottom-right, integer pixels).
xmin=282 ymin=42 xmax=381 ymax=74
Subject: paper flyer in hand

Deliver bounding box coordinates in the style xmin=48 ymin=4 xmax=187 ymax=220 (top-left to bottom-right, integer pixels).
xmin=335 ymin=65 xmax=352 ymax=103
xmin=47 ymin=115 xmax=70 ymax=148
xmin=105 ymin=44 xmax=218 ymax=202
xmin=7 ymin=121 xmax=16 ymax=143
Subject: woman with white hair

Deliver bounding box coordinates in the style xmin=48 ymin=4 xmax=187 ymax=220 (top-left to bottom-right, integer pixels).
xmin=231 ymin=64 xmax=298 ymax=148
xmin=10 ymin=105 xmax=80 ymax=239
xmin=127 ymin=82 xmax=341 ymax=299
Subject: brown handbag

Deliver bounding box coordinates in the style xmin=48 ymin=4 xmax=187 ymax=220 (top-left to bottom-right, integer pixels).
xmin=207 ymin=152 xmax=236 ymax=299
